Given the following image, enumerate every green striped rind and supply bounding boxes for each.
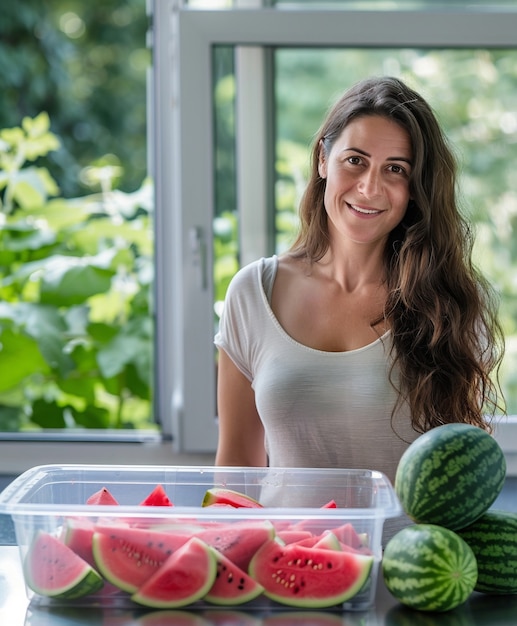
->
[457,509,517,594]
[395,424,506,531]
[24,531,103,599]
[382,524,478,612]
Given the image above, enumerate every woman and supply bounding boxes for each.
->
[214,76,505,486]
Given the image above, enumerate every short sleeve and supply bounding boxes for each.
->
[214,261,260,381]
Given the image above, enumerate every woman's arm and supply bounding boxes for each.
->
[215,348,267,467]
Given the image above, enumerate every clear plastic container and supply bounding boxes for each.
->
[0,464,401,611]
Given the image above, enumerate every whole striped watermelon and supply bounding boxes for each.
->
[382,524,478,612]
[457,509,517,594]
[395,423,506,531]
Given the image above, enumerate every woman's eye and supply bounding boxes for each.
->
[388,164,407,175]
[347,156,362,165]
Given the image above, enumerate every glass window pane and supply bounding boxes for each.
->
[0,1,155,436]
[213,46,239,311]
[213,45,517,416]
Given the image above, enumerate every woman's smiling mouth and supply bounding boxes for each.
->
[347,202,383,216]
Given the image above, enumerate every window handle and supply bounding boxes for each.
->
[188,226,208,290]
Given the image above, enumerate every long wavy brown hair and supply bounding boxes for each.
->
[289,76,505,433]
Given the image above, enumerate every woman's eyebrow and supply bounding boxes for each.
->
[342,146,413,165]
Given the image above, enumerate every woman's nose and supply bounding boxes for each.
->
[358,169,382,197]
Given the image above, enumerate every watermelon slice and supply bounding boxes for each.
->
[276,530,314,544]
[313,531,341,551]
[204,548,264,605]
[24,531,103,599]
[330,523,364,549]
[202,488,263,508]
[92,525,189,593]
[249,538,373,608]
[131,537,217,608]
[86,486,119,505]
[196,520,275,571]
[294,535,323,548]
[294,530,371,555]
[140,484,173,506]
[60,517,97,566]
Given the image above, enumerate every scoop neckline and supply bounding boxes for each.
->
[259,255,391,356]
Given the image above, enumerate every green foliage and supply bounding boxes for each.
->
[213,212,239,306]
[0,0,148,198]
[0,115,154,432]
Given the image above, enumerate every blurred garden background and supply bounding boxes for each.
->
[0,0,153,432]
[1,1,516,434]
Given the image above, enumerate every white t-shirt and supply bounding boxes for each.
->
[214,256,419,486]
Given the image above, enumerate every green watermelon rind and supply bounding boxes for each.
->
[395,423,506,531]
[313,531,341,551]
[24,531,103,599]
[382,524,478,612]
[202,487,263,508]
[248,538,374,608]
[204,547,264,606]
[26,565,103,600]
[457,509,517,594]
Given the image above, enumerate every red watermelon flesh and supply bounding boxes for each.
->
[24,531,103,599]
[294,530,372,555]
[204,548,264,605]
[140,484,173,506]
[63,519,130,560]
[338,541,372,555]
[131,537,217,608]
[249,539,373,608]
[61,517,97,566]
[331,523,364,549]
[294,535,322,548]
[92,525,189,593]
[276,530,314,544]
[86,486,119,505]
[196,520,275,571]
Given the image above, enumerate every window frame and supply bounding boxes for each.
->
[2,2,515,473]
[156,2,517,453]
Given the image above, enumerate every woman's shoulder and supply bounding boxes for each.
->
[228,255,278,293]
[219,256,278,337]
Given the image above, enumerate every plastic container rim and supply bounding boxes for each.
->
[0,463,402,519]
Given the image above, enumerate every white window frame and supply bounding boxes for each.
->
[154,2,517,458]
[1,2,516,473]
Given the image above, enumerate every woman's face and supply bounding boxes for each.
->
[318,115,412,249]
